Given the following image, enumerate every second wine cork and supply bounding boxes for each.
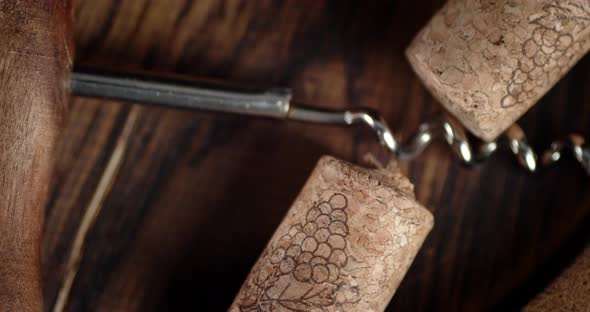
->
[229,156,433,312]
[407,1,590,141]
[524,245,590,311]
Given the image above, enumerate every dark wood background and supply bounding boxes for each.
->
[42,0,590,311]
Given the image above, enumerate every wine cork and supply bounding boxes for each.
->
[229,156,433,312]
[406,1,590,141]
[524,245,590,311]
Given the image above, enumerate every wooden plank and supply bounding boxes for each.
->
[42,1,590,311]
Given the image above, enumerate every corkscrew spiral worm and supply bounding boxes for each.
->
[333,109,589,175]
[288,106,589,175]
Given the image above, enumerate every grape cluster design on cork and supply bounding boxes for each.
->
[501,2,590,108]
[272,193,349,284]
[238,193,355,311]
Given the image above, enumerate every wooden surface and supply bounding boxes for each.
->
[0,0,72,310]
[42,1,590,311]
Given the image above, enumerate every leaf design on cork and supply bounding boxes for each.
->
[501,2,590,108]
[238,193,360,312]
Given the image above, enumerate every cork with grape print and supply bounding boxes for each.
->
[406,0,590,141]
[228,156,433,312]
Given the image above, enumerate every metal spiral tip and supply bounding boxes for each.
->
[542,134,590,175]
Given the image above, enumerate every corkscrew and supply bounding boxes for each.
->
[71,69,590,175]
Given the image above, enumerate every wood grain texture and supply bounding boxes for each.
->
[0,0,72,310]
[42,1,590,311]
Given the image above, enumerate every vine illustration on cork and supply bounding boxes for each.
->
[502,2,590,108]
[236,193,360,311]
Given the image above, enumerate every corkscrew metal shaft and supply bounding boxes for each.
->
[70,69,590,175]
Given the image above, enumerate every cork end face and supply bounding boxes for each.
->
[406,45,508,141]
[405,1,590,142]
